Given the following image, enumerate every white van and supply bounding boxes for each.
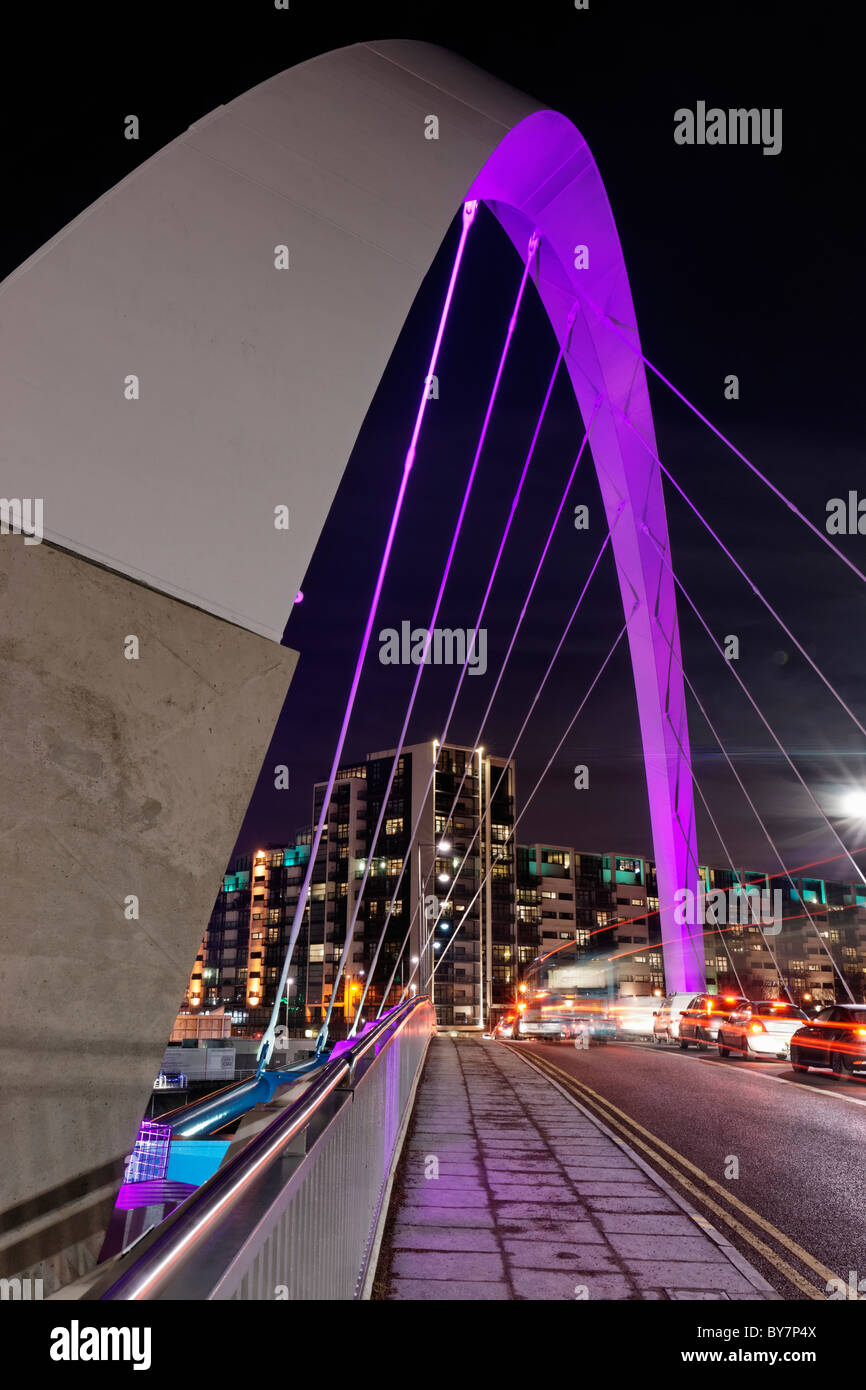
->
[652,993,696,1044]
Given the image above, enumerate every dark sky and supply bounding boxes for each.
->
[6,1,865,877]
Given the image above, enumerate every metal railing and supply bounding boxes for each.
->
[82,994,435,1300]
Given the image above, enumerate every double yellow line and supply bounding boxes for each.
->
[520,1049,853,1301]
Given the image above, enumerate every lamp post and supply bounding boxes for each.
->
[415,836,453,1003]
[282,977,295,1036]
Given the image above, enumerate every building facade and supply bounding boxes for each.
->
[177,832,312,1038]
[175,757,866,1044]
[300,741,518,1030]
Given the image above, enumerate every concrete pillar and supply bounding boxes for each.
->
[0,536,296,1291]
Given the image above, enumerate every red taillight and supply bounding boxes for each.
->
[750,1021,766,1034]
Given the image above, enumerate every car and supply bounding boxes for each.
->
[517,991,616,1044]
[716,1000,809,1060]
[615,997,659,1039]
[652,992,696,1045]
[678,993,749,1049]
[789,1004,866,1079]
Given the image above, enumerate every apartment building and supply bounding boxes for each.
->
[177,832,312,1037]
[301,741,518,1029]
[175,769,866,1046]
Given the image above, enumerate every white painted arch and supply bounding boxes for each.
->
[0,39,703,989]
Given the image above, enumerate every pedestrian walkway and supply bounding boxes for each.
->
[379,1035,777,1300]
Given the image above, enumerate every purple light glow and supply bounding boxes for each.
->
[258,206,479,1064]
[353,232,542,1028]
[464,112,704,991]
[116,1179,196,1211]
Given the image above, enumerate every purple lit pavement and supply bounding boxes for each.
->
[378,1037,777,1301]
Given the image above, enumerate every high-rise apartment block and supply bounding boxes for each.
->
[176,746,866,1037]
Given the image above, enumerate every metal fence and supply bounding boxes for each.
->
[83,995,435,1300]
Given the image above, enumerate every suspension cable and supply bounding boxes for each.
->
[348,336,569,1031]
[651,586,857,1002]
[571,290,866,589]
[356,392,603,1025]
[661,709,750,997]
[644,529,866,894]
[659,672,787,1002]
[614,412,866,743]
[317,225,542,1047]
[374,512,617,1016]
[255,201,479,1070]
[414,517,620,955]
[416,618,636,999]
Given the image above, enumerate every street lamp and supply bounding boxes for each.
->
[282,977,295,1035]
[415,839,450,1002]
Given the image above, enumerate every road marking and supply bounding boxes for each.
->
[510,1050,778,1301]
[703,1062,866,1109]
[521,1038,866,1110]
[521,1048,853,1300]
[662,1048,866,1110]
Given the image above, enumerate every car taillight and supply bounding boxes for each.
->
[750,1021,766,1033]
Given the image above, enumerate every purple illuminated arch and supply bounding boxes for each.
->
[466,112,703,991]
[0,41,705,997]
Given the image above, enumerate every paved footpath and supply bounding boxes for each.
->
[380,1035,778,1300]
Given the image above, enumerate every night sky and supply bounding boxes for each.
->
[6,2,865,877]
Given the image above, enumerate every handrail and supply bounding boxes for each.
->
[157,1051,327,1139]
[85,996,428,1300]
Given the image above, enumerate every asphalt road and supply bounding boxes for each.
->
[507,1036,866,1300]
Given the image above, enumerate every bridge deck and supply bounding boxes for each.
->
[377,1035,775,1301]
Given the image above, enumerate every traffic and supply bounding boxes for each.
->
[499,986,866,1084]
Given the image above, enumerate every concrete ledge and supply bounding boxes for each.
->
[0,536,297,1278]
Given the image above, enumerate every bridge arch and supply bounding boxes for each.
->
[464,105,703,992]
[0,37,704,1287]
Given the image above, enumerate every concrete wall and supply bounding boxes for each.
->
[0,536,296,1286]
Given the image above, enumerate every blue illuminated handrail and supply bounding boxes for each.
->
[85,996,428,1300]
[158,1050,328,1139]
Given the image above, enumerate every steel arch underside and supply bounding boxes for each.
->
[1,40,704,991]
